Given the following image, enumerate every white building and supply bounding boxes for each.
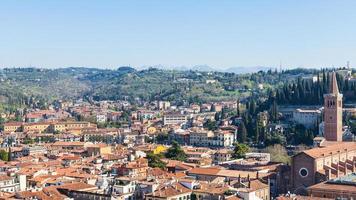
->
[163,113,188,125]
[214,149,233,163]
[215,131,235,147]
[96,114,107,123]
[158,101,171,110]
[292,109,321,128]
[189,128,235,147]
[0,175,26,193]
[112,178,137,200]
[189,129,214,147]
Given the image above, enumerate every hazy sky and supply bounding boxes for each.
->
[1,0,356,69]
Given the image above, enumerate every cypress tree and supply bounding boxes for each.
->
[238,122,247,143]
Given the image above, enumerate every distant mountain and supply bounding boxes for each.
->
[191,65,216,72]
[117,66,136,73]
[136,65,219,72]
[135,65,273,74]
[224,66,273,74]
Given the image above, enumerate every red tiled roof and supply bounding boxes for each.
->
[57,182,97,191]
[301,142,356,158]
[147,182,191,198]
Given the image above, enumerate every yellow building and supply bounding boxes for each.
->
[4,121,95,134]
[4,122,23,133]
[23,122,53,133]
[53,123,66,132]
[153,145,167,155]
[86,144,112,156]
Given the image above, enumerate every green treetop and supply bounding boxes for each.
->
[165,141,187,161]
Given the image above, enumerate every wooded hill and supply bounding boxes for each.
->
[0,67,354,112]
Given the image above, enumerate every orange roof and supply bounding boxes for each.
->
[189,167,269,179]
[147,182,191,198]
[277,195,332,200]
[4,122,23,126]
[240,179,268,192]
[308,181,356,193]
[301,142,356,158]
[188,167,220,175]
[86,143,109,148]
[24,122,54,126]
[52,141,85,146]
[57,182,97,191]
[193,182,231,195]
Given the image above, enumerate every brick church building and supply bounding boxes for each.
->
[291,72,356,195]
[323,71,343,141]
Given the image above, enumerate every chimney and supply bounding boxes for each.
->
[344,161,348,175]
[238,174,241,184]
[256,171,259,179]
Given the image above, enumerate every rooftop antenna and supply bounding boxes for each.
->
[347,61,350,69]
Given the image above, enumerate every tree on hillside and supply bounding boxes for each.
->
[293,124,315,145]
[156,133,169,144]
[350,121,356,135]
[232,143,249,159]
[203,119,218,131]
[165,141,187,161]
[0,150,9,161]
[146,152,166,169]
[270,99,278,122]
[254,120,260,144]
[7,148,11,162]
[236,99,240,117]
[237,122,247,143]
[265,144,290,164]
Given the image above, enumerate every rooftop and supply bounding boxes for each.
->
[308,173,356,193]
[300,142,356,159]
[326,172,356,186]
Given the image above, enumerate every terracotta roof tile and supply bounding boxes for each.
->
[301,142,356,158]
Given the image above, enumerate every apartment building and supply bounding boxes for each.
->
[163,113,188,125]
[190,128,235,147]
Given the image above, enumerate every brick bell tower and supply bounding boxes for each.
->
[323,72,343,141]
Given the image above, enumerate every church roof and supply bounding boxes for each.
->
[301,142,356,159]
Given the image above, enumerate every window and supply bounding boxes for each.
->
[299,168,308,177]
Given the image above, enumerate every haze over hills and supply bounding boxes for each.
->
[135,65,279,73]
[133,64,348,74]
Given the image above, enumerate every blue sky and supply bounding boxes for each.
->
[1,0,356,69]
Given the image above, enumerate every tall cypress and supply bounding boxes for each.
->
[238,122,247,143]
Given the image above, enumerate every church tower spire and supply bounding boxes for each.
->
[323,71,343,141]
[330,71,339,94]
